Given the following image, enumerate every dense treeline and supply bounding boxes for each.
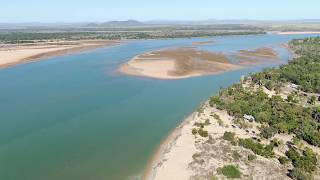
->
[0,30,264,44]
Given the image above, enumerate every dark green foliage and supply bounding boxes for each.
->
[278,156,290,164]
[288,168,313,180]
[198,128,209,137]
[213,81,320,147]
[219,165,241,178]
[238,138,274,158]
[251,37,320,94]
[286,148,317,173]
[192,128,198,135]
[247,154,256,161]
[223,131,236,143]
[260,126,278,139]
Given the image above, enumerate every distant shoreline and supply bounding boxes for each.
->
[276,31,320,35]
[0,40,122,68]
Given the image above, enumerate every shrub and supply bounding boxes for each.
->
[238,138,274,158]
[247,154,256,161]
[278,156,290,164]
[198,128,209,137]
[192,128,198,135]
[260,126,277,139]
[223,131,236,142]
[288,168,312,180]
[219,165,241,178]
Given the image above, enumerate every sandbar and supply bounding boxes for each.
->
[0,40,121,68]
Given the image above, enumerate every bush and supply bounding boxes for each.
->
[219,165,241,178]
[192,128,198,135]
[223,131,236,142]
[260,126,277,139]
[286,148,317,172]
[198,128,209,137]
[288,168,312,180]
[238,138,274,158]
[247,154,256,161]
[278,156,290,164]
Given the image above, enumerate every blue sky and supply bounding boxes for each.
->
[1,0,320,22]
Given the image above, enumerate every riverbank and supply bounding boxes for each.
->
[0,40,121,68]
[277,31,320,35]
[143,37,320,180]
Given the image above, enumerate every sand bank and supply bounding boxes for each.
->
[0,40,121,68]
[120,47,280,79]
[236,47,279,66]
[192,41,213,45]
[277,31,320,35]
[119,48,241,79]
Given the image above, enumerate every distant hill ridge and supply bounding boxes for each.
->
[86,20,145,27]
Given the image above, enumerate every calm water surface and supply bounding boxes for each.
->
[0,34,318,180]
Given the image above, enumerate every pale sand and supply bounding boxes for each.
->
[192,41,213,45]
[119,48,241,80]
[0,40,121,68]
[277,31,320,35]
[143,103,261,180]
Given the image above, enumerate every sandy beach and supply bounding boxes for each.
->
[0,40,121,68]
[277,31,320,35]
[119,48,241,79]
[143,100,291,180]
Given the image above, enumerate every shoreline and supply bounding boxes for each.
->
[143,113,197,180]
[0,40,122,68]
[276,31,320,35]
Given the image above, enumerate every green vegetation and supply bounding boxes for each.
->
[192,128,198,135]
[251,37,320,93]
[0,27,265,44]
[222,131,236,144]
[209,83,320,146]
[285,147,317,173]
[218,165,241,178]
[208,37,320,179]
[198,128,209,137]
[278,156,290,164]
[247,154,256,161]
[238,138,275,158]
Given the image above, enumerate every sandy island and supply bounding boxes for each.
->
[119,47,279,79]
[0,40,121,68]
[119,48,241,79]
[236,47,279,66]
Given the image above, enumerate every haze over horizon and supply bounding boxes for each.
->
[2,0,320,23]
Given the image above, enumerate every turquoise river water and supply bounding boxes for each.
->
[0,34,318,180]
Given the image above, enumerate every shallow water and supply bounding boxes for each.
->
[0,34,318,180]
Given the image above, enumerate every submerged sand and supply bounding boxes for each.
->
[0,40,121,68]
[119,48,241,79]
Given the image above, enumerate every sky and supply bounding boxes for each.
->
[1,0,320,23]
